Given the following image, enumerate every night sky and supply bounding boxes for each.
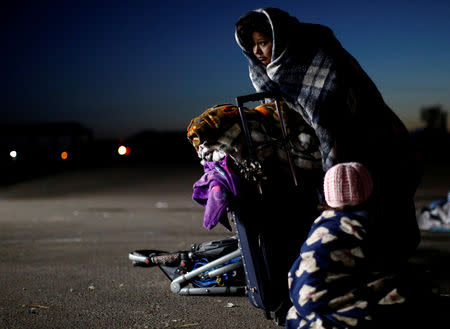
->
[2,0,450,138]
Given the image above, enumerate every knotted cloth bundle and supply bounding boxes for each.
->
[186,101,322,177]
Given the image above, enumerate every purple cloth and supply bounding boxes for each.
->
[192,156,242,231]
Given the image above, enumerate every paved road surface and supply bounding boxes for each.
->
[0,163,449,329]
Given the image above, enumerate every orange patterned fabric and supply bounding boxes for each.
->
[187,101,300,149]
[186,101,322,174]
[187,103,242,149]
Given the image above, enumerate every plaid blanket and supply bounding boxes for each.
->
[235,8,418,189]
[248,47,337,170]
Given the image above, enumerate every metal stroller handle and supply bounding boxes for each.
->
[235,91,299,190]
[128,253,149,264]
[236,91,279,106]
[177,286,246,295]
[128,251,182,266]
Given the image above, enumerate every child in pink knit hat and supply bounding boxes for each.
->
[286,162,430,329]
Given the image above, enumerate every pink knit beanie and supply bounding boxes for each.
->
[324,162,373,208]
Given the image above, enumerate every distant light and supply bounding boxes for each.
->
[61,151,68,160]
[118,146,127,155]
[118,145,131,156]
[10,150,17,159]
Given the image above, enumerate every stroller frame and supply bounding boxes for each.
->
[128,236,247,296]
[169,248,244,295]
[236,91,299,189]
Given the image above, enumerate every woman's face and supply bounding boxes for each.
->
[252,31,272,66]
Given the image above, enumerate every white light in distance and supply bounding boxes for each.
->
[118,145,127,156]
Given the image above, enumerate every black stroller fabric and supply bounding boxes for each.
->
[233,169,321,323]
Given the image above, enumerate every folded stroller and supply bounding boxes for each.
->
[129,236,246,295]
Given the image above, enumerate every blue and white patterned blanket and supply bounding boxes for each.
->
[286,210,409,328]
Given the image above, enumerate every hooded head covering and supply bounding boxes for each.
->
[235,9,338,67]
[236,9,299,63]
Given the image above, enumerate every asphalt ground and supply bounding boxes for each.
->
[0,162,449,329]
